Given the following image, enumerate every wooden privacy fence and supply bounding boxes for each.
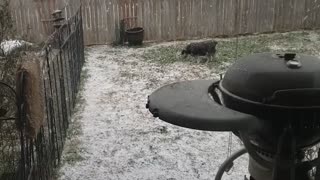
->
[10,0,320,45]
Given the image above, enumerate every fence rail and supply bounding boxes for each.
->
[10,0,320,45]
[0,6,84,180]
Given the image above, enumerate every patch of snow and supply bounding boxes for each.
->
[269,45,287,51]
[220,61,232,69]
[308,31,319,42]
[58,43,248,180]
[269,44,303,52]
[0,40,33,55]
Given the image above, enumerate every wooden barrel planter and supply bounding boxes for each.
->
[125,27,144,46]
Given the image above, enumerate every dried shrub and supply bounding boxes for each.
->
[0,0,13,56]
[16,53,45,139]
[0,0,16,87]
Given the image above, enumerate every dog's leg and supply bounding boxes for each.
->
[206,56,210,65]
[208,53,216,63]
[205,52,211,65]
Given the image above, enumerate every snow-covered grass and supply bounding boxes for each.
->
[143,30,320,72]
[57,30,320,180]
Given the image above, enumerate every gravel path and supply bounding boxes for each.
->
[57,44,248,180]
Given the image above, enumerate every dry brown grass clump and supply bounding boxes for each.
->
[16,53,45,139]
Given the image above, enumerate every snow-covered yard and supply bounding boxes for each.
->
[57,44,247,180]
[57,30,320,180]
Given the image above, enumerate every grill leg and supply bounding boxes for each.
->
[315,149,320,180]
[272,128,296,180]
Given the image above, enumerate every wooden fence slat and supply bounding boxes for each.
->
[83,1,88,44]
[181,0,186,39]
[211,0,219,37]
[317,1,320,28]
[204,0,210,38]
[217,0,224,35]
[162,0,167,40]
[171,0,177,40]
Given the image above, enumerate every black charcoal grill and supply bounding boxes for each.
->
[146,52,320,180]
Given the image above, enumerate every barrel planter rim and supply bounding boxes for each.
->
[125,27,144,34]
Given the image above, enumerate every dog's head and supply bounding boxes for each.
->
[211,40,218,47]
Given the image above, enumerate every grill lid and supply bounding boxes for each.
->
[220,52,320,107]
[146,80,261,131]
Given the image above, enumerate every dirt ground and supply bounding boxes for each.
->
[57,30,320,180]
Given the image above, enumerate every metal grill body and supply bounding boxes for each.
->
[147,52,320,180]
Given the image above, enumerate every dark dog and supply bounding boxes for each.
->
[181,40,218,57]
